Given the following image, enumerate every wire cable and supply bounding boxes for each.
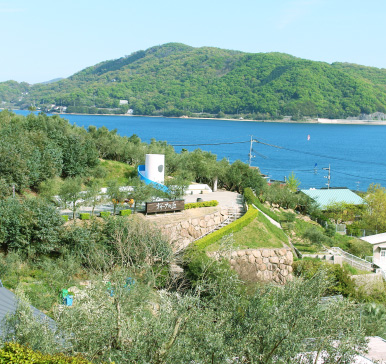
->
[170,140,250,146]
[255,139,386,167]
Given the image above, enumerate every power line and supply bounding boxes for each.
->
[170,140,250,147]
[333,170,386,183]
[254,139,386,167]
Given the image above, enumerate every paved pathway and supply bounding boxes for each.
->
[184,190,244,209]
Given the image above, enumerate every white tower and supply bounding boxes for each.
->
[145,154,165,184]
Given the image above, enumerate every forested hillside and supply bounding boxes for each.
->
[2,43,386,118]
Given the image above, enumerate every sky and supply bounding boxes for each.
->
[1,0,386,84]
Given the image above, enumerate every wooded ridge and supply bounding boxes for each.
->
[1,42,386,118]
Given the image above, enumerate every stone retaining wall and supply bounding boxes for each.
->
[161,208,229,251]
[231,248,293,284]
[210,248,293,284]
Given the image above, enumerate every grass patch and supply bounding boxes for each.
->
[342,262,371,275]
[98,159,135,186]
[292,243,320,254]
[205,212,286,252]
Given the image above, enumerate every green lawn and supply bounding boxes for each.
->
[99,159,135,186]
[205,212,287,252]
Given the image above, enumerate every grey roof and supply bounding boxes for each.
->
[300,188,365,210]
[361,233,386,245]
[0,286,57,337]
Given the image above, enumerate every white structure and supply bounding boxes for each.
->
[361,233,386,269]
[145,154,165,184]
[119,100,128,105]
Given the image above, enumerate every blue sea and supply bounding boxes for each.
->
[13,110,386,191]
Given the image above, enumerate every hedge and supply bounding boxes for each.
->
[184,200,218,209]
[62,215,69,222]
[100,211,111,218]
[243,188,281,223]
[194,205,258,251]
[119,209,132,217]
[0,342,94,364]
[79,213,90,220]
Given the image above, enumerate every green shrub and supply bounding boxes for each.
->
[195,205,258,250]
[0,342,93,363]
[293,259,357,297]
[243,188,281,222]
[100,211,111,218]
[62,215,69,222]
[243,187,255,205]
[184,200,218,209]
[79,213,90,220]
[302,226,332,247]
[119,209,132,217]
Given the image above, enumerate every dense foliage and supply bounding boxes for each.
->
[0,110,99,192]
[2,43,386,118]
[1,267,368,363]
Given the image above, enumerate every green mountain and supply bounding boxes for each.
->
[2,43,386,118]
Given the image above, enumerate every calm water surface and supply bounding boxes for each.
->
[15,111,386,190]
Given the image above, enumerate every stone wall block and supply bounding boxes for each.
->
[286,251,293,264]
[181,220,189,229]
[279,248,287,256]
[252,250,262,258]
[262,249,270,258]
[270,256,279,264]
[248,255,255,264]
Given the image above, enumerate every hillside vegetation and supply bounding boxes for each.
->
[1,43,386,118]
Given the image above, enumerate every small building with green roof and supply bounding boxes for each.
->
[300,188,365,210]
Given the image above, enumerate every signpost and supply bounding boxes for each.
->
[146,200,184,214]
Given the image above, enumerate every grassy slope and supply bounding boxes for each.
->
[205,212,287,252]
[98,159,135,186]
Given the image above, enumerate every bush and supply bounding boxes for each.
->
[301,225,333,247]
[79,213,90,220]
[0,197,63,254]
[243,188,281,222]
[194,205,258,250]
[119,209,132,217]
[62,215,69,222]
[293,258,357,297]
[0,342,93,363]
[243,187,255,205]
[100,211,111,218]
[184,200,218,209]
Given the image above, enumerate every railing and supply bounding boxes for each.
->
[331,247,373,272]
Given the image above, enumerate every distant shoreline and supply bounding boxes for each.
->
[6,109,386,125]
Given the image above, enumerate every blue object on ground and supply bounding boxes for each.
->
[64,295,73,306]
[138,165,169,193]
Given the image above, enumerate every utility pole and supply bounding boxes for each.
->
[248,135,254,166]
[323,164,331,189]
